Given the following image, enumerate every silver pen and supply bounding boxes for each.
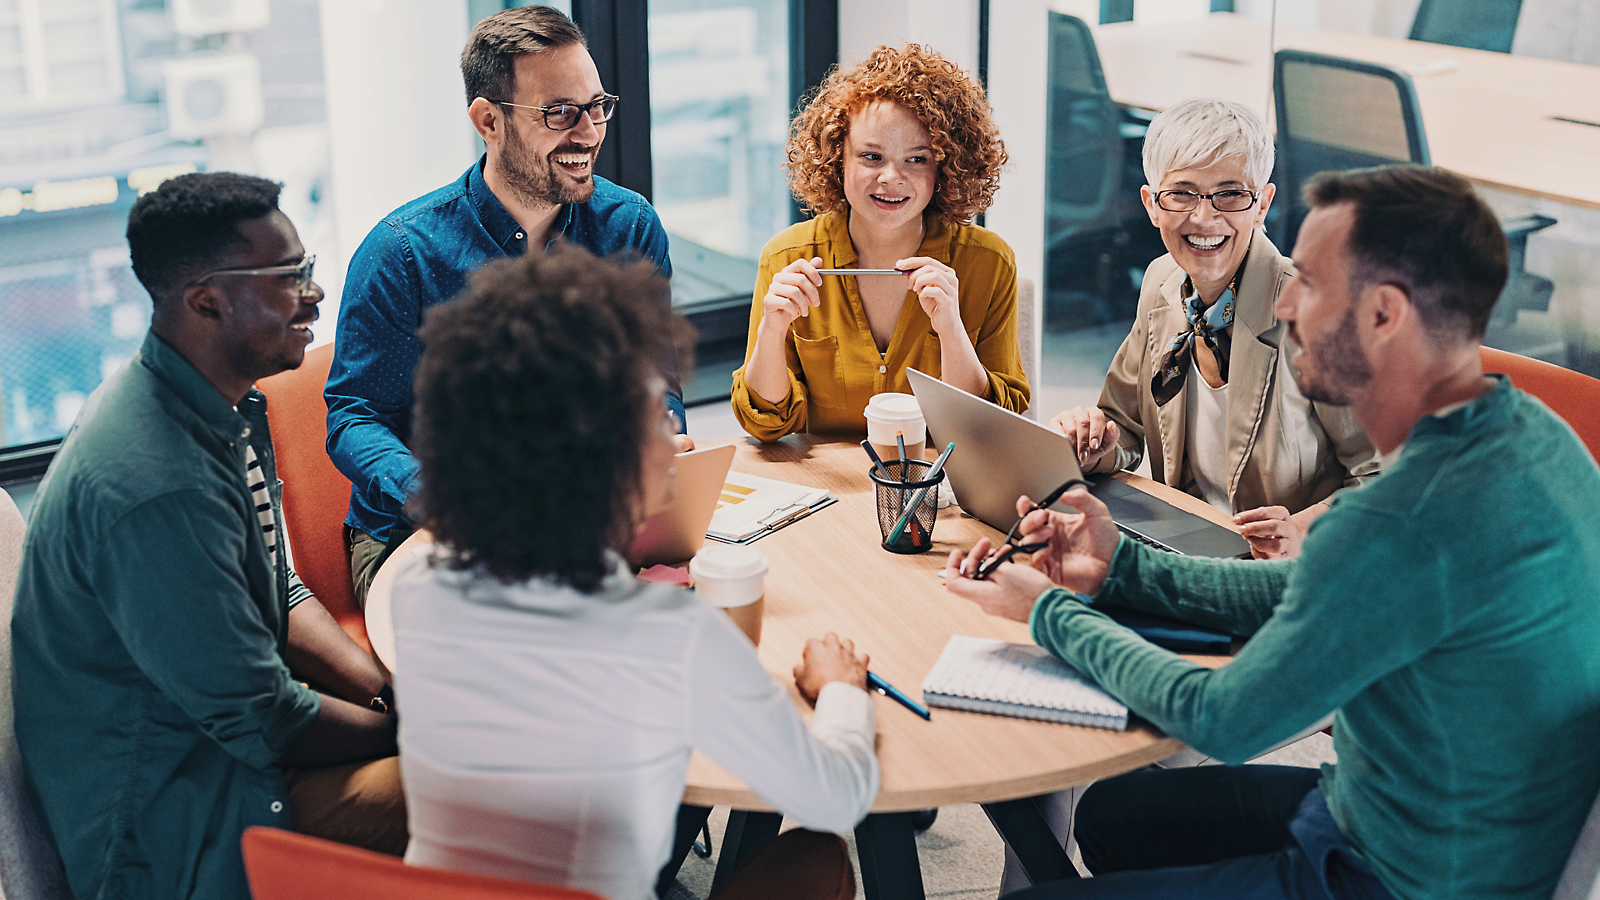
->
[814,268,911,276]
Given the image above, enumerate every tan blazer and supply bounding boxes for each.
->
[1087,230,1381,514]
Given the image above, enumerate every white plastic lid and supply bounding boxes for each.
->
[864,392,923,421]
[689,544,768,580]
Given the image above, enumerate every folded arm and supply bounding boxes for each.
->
[1031,509,1446,763]
[965,255,1030,412]
[1086,323,1151,474]
[730,256,814,441]
[286,592,390,707]
[325,227,424,527]
[689,617,878,833]
[95,492,324,769]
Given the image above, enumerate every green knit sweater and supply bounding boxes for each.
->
[1031,376,1600,900]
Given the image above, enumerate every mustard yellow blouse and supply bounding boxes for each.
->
[730,212,1029,441]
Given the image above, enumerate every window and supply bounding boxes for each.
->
[647,0,791,403]
[0,0,331,462]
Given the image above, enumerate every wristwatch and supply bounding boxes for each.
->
[368,684,395,715]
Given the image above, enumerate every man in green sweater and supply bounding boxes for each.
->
[946,164,1600,900]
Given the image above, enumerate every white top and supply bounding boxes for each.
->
[1186,356,1233,513]
[391,552,879,900]
[1184,343,1323,514]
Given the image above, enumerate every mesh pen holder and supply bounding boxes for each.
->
[868,461,945,554]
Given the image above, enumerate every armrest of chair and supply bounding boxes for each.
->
[1495,214,1559,320]
[1501,213,1558,242]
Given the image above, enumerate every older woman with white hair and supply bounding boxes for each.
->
[1050,98,1379,559]
[995,98,1383,896]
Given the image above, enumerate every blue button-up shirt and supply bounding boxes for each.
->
[326,157,679,541]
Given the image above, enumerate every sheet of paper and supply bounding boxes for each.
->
[707,471,830,542]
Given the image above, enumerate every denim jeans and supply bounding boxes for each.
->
[1005,765,1395,900]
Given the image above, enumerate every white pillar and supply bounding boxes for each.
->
[316,0,477,338]
[837,0,980,73]
[982,0,1050,315]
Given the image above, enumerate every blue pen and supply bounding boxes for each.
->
[867,671,932,720]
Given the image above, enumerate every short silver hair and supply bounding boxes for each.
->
[1142,98,1274,190]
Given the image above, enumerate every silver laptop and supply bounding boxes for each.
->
[628,444,737,567]
[905,368,1249,558]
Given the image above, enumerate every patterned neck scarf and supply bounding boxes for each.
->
[1151,272,1241,407]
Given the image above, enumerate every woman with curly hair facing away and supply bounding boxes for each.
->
[730,44,1028,441]
[390,242,879,900]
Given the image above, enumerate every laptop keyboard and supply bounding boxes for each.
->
[1116,523,1181,554]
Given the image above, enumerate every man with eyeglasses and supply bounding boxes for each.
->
[1048,98,1378,561]
[11,172,406,900]
[326,5,688,606]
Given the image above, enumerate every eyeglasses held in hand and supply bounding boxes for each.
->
[495,94,619,131]
[191,255,317,296]
[972,477,1089,581]
[1154,189,1260,213]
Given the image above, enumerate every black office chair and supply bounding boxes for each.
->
[1043,12,1155,327]
[1273,49,1555,326]
[1409,0,1525,53]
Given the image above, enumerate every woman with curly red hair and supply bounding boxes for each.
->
[730,44,1029,441]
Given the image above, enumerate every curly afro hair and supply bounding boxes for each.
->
[411,241,686,591]
[786,44,1007,225]
[125,171,281,306]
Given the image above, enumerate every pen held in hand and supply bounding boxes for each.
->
[867,671,931,720]
[815,269,911,276]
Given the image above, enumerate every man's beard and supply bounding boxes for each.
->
[501,117,597,208]
[1295,306,1373,406]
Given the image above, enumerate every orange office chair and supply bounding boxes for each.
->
[256,343,367,650]
[1480,346,1600,463]
[241,827,605,900]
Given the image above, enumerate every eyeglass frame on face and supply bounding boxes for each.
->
[190,255,317,296]
[1154,189,1261,213]
[493,93,619,131]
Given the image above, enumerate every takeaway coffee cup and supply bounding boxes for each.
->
[864,392,927,463]
[689,544,768,646]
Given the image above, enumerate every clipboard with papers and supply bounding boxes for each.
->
[705,471,836,544]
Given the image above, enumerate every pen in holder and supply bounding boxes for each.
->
[868,460,944,554]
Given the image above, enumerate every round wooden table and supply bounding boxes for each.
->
[365,435,1235,897]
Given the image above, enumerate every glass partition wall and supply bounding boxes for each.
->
[1040,0,1600,382]
[648,0,792,405]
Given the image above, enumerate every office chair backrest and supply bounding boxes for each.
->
[1045,13,1123,239]
[255,343,367,650]
[1273,49,1429,248]
[0,487,74,900]
[1479,346,1600,464]
[1409,0,1524,53]
[1017,278,1041,420]
[242,827,606,900]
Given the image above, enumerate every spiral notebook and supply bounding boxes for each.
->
[920,635,1128,731]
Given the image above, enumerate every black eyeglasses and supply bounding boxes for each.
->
[191,255,316,295]
[1155,189,1260,213]
[495,94,619,131]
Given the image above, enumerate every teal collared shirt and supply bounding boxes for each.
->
[1030,376,1600,900]
[11,331,322,900]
